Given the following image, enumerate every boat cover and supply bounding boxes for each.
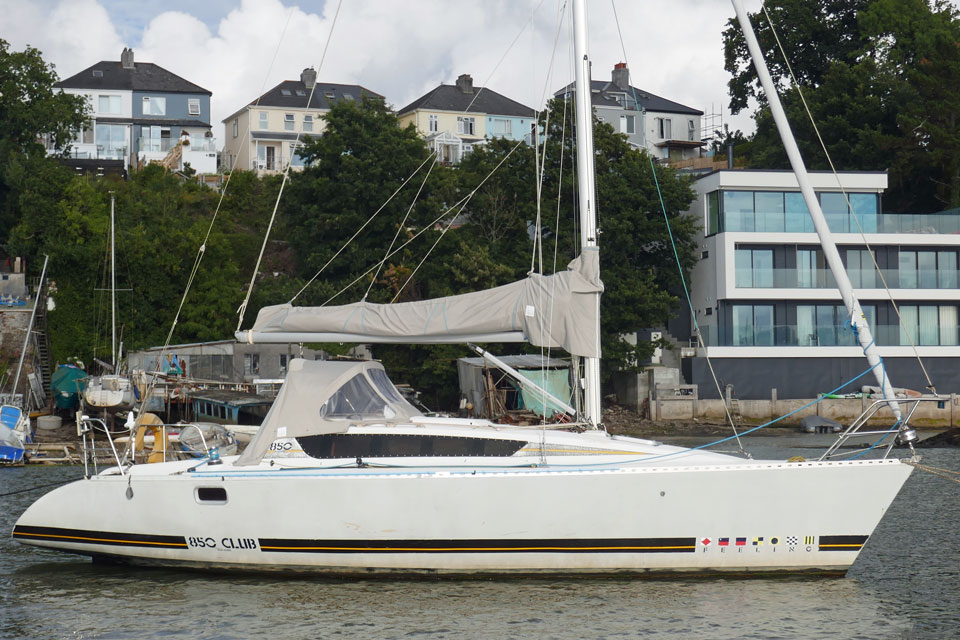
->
[237,249,602,358]
[235,358,422,466]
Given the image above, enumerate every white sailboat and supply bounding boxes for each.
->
[83,193,135,410]
[13,1,919,575]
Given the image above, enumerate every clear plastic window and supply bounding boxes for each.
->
[367,369,403,403]
[319,374,389,420]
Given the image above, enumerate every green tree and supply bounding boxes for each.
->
[0,39,87,238]
[722,0,960,212]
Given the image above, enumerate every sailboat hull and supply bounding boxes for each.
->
[13,458,912,575]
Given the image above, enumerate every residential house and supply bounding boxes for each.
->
[221,68,383,176]
[554,63,704,162]
[398,74,536,164]
[678,169,960,398]
[55,48,216,173]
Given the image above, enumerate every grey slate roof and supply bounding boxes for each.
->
[245,81,383,112]
[554,80,702,116]
[57,61,211,95]
[399,84,535,118]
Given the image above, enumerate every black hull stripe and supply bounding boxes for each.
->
[818,535,869,552]
[13,525,187,549]
[258,537,697,554]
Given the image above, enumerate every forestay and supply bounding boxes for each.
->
[237,249,603,359]
[235,358,422,466]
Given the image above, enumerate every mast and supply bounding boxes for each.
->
[572,0,602,426]
[731,0,903,423]
[110,191,117,368]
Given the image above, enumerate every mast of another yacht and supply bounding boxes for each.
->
[731,0,903,424]
[110,191,117,368]
[572,0,602,426]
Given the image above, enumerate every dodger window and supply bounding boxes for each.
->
[320,374,391,420]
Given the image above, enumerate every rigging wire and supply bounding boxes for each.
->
[760,3,938,395]
[238,0,344,327]
[610,0,745,452]
[365,154,439,300]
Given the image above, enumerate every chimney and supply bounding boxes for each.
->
[612,62,629,90]
[121,48,135,70]
[301,67,317,90]
[455,74,474,94]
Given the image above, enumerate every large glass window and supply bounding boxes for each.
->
[732,304,774,346]
[735,248,773,287]
[784,193,814,232]
[820,193,849,233]
[723,191,754,232]
[755,192,785,232]
[849,193,878,233]
[95,124,127,158]
[707,191,720,235]
[846,249,876,288]
[797,248,830,288]
[457,116,476,135]
[900,305,958,346]
[797,304,876,346]
[900,250,957,289]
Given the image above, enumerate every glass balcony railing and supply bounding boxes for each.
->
[734,267,960,289]
[722,212,960,235]
[696,323,919,347]
[138,138,217,153]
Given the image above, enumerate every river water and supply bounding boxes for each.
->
[1,438,957,640]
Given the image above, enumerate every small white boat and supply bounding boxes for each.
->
[83,374,135,409]
[0,405,28,464]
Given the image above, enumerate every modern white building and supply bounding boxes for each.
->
[679,169,960,398]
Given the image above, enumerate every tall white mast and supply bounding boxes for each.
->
[572,0,602,425]
[731,0,903,422]
[110,191,117,368]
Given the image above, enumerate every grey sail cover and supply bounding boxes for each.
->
[238,248,602,358]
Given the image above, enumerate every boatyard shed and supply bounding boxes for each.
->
[457,355,572,419]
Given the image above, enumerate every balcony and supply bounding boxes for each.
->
[722,211,960,235]
[696,323,952,347]
[735,267,960,289]
[138,138,217,153]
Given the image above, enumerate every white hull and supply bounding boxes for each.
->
[13,451,912,575]
[83,375,134,409]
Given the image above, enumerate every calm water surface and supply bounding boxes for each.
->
[1,438,957,640]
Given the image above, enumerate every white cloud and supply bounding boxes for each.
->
[6,0,956,145]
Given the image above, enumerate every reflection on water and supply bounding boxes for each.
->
[1,441,957,639]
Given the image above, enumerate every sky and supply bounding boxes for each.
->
[3,0,956,148]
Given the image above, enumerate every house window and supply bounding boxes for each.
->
[98,95,121,114]
[142,96,166,116]
[846,249,877,288]
[284,113,295,131]
[688,119,696,141]
[731,304,774,346]
[303,115,313,132]
[232,119,238,138]
[734,248,774,288]
[457,116,476,136]
[797,248,830,288]
[259,111,268,130]
[798,304,876,346]
[188,99,201,116]
[619,115,635,135]
[900,305,958,346]
[491,118,512,136]
[899,250,958,289]
[657,117,672,139]
[244,353,260,376]
[94,124,127,158]
[428,114,438,133]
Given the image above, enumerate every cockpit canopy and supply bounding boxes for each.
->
[235,358,421,465]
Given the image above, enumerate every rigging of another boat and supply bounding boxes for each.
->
[12,0,922,575]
